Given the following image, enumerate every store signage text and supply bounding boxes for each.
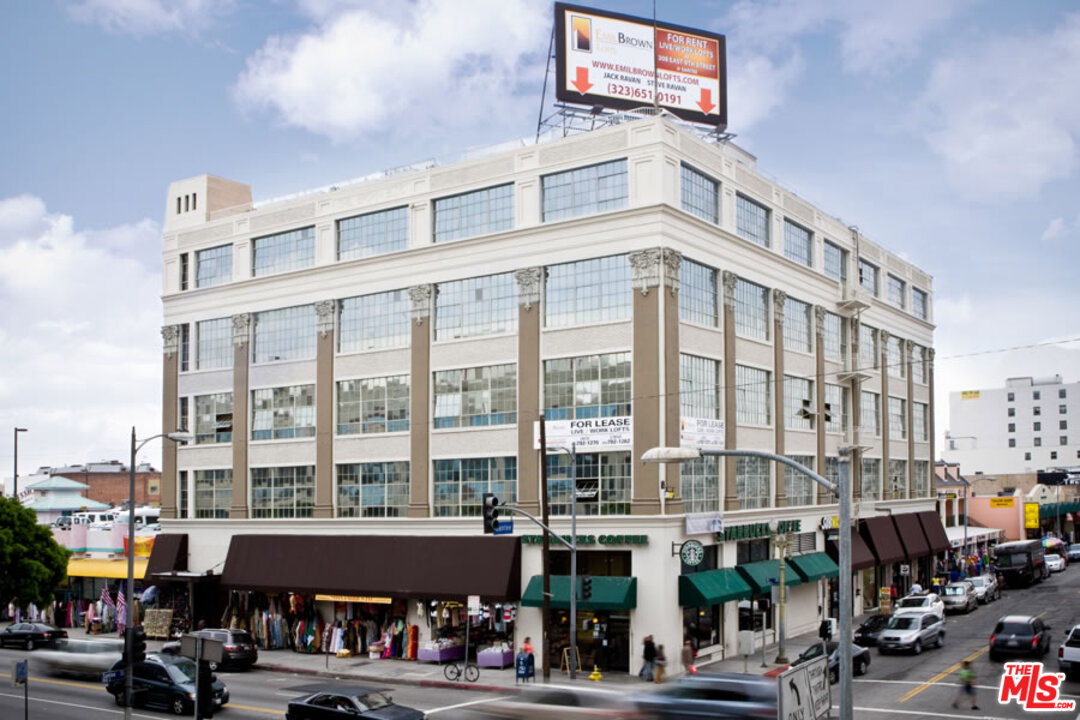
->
[533,417,633,449]
[520,533,648,546]
[990,498,1016,508]
[717,520,801,542]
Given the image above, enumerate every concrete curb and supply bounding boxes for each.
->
[256,662,521,694]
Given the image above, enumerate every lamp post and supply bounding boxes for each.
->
[643,446,855,720]
[547,443,580,680]
[13,427,27,498]
[124,428,191,719]
[769,519,791,664]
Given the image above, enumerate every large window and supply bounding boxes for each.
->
[338,207,408,260]
[544,353,631,420]
[784,220,812,267]
[858,259,879,295]
[887,275,906,309]
[913,460,930,498]
[681,456,720,513]
[886,335,905,378]
[888,396,907,439]
[180,324,190,372]
[912,288,928,320]
[680,354,721,419]
[337,375,409,434]
[195,244,232,288]
[194,393,233,444]
[433,457,517,517]
[679,258,718,327]
[680,164,718,223]
[859,324,878,370]
[178,471,188,518]
[784,376,813,430]
[433,184,514,243]
[542,159,628,222]
[336,461,409,517]
[910,343,927,384]
[251,466,315,518]
[545,255,631,328]
[783,296,811,352]
[252,226,315,277]
[252,305,316,364]
[823,240,847,282]
[434,364,517,428]
[735,365,771,426]
[736,193,769,247]
[861,457,880,500]
[888,459,908,499]
[545,451,631,516]
[860,391,880,436]
[339,290,410,353]
[196,318,233,370]
[251,385,315,440]
[825,384,847,433]
[736,456,770,509]
[435,273,517,340]
[822,311,845,361]
[785,455,815,507]
[734,278,769,340]
[913,402,929,442]
[194,469,232,518]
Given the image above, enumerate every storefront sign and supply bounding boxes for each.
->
[879,587,893,615]
[315,594,392,604]
[961,390,980,400]
[533,417,632,449]
[990,497,1016,508]
[717,519,801,542]
[468,595,481,614]
[685,511,723,535]
[520,533,648,546]
[820,516,839,530]
[1025,503,1040,529]
[679,417,725,450]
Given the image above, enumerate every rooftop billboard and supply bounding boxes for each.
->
[554,2,727,128]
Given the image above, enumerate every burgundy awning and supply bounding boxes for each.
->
[860,516,905,566]
[145,534,188,577]
[893,513,931,558]
[916,511,951,554]
[825,526,877,571]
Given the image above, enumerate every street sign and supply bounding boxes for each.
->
[468,595,481,614]
[493,518,514,535]
[180,634,224,663]
[779,656,830,720]
[12,660,27,686]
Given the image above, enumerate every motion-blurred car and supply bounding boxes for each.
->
[161,628,258,670]
[894,593,945,617]
[878,613,945,654]
[1067,544,1080,562]
[792,641,871,683]
[438,685,639,720]
[967,574,1000,603]
[632,672,778,719]
[990,615,1052,661]
[941,582,978,614]
[285,685,424,720]
[34,637,123,678]
[1046,554,1066,573]
[105,653,228,714]
[853,615,890,647]
[0,623,67,650]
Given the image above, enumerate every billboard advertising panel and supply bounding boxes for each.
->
[554,2,727,128]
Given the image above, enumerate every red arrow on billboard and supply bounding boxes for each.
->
[572,67,593,94]
[697,88,715,114]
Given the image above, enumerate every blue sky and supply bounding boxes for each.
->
[2,0,1079,475]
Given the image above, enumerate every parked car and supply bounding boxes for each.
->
[439,685,639,720]
[894,593,945,617]
[105,653,228,714]
[286,685,424,720]
[941,581,978,614]
[0,623,67,650]
[1058,624,1080,678]
[878,612,945,654]
[34,637,123,678]
[967,574,1000,603]
[161,628,258,670]
[990,615,1052,661]
[854,614,891,647]
[1046,554,1066,573]
[792,641,871,683]
[632,673,778,720]
[1067,544,1080,562]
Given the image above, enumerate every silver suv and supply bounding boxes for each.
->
[878,612,945,655]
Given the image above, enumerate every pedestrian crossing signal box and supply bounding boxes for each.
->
[180,635,225,664]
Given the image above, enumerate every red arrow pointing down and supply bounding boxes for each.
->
[572,66,593,94]
[697,88,715,114]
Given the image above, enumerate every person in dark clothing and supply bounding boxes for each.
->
[640,635,657,681]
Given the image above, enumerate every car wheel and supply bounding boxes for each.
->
[855,658,866,676]
[912,640,922,655]
[990,651,1001,662]
[830,667,839,684]
[25,639,34,651]
[936,633,945,649]
[171,696,187,715]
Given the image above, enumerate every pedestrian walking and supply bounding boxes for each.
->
[521,636,533,655]
[654,644,667,684]
[952,660,979,710]
[639,635,656,681]
[681,639,697,675]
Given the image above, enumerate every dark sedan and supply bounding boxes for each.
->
[854,615,890,647]
[0,623,68,650]
[286,686,425,720]
[792,641,871,683]
[632,673,777,719]
[990,615,1052,661]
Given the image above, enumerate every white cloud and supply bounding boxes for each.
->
[233,0,550,142]
[68,0,234,36]
[920,14,1080,201]
[0,196,164,472]
[1041,217,1067,243]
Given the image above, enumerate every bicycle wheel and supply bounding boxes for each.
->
[443,663,461,681]
[464,663,480,683]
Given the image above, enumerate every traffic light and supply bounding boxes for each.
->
[819,619,833,641]
[129,626,147,664]
[581,575,593,601]
[482,493,500,534]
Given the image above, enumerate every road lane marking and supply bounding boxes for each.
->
[227,701,285,714]
[835,705,1012,718]
[898,646,988,703]
[0,672,108,692]
[0,690,156,717]
[427,695,513,714]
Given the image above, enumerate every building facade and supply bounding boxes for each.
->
[158,116,938,669]
[945,375,1080,474]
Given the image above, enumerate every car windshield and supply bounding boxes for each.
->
[165,659,198,684]
[969,577,986,587]
[887,616,917,630]
[355,692,392,710]
[898,598,927,607]
[1071,544,1080,552]
[944,586,965,595]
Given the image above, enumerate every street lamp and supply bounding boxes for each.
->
[123,427,191,719]
[642,445,855,720]
[13,427,27,498]
[769,519,791,664]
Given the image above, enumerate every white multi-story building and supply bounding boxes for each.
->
[945,375,1080,474]
[156,115,940,671]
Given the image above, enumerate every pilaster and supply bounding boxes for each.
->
[314,300,336,518]
[408,285,433,517]
[515,268,542,514]
[722,271,739,511]
[231,313,251,519]
[630,249,662,515]
[161,325,180,519]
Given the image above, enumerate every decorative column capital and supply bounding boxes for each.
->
[232,313,251,347]
[161,325,180,357]
[661,248,682,296]
[772,289,787,325]
[814,305,827,334]
[315,300,336,338]
[409,284,433,325]
[514,267,542,311]
[722,271,738,309]
[629,248,662,296]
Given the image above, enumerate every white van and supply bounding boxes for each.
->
[71,511,118,527]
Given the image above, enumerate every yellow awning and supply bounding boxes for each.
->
[67,558,148,580]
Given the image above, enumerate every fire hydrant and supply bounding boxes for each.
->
[589,664,603,682]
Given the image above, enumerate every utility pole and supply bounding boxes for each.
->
[539,413,551,682]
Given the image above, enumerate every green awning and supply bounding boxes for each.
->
[735,559,803,594]
[679,569,753,607]
[520,575,637,611]
[787,552,839,582]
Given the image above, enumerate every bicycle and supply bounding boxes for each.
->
[443,661,480,682]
